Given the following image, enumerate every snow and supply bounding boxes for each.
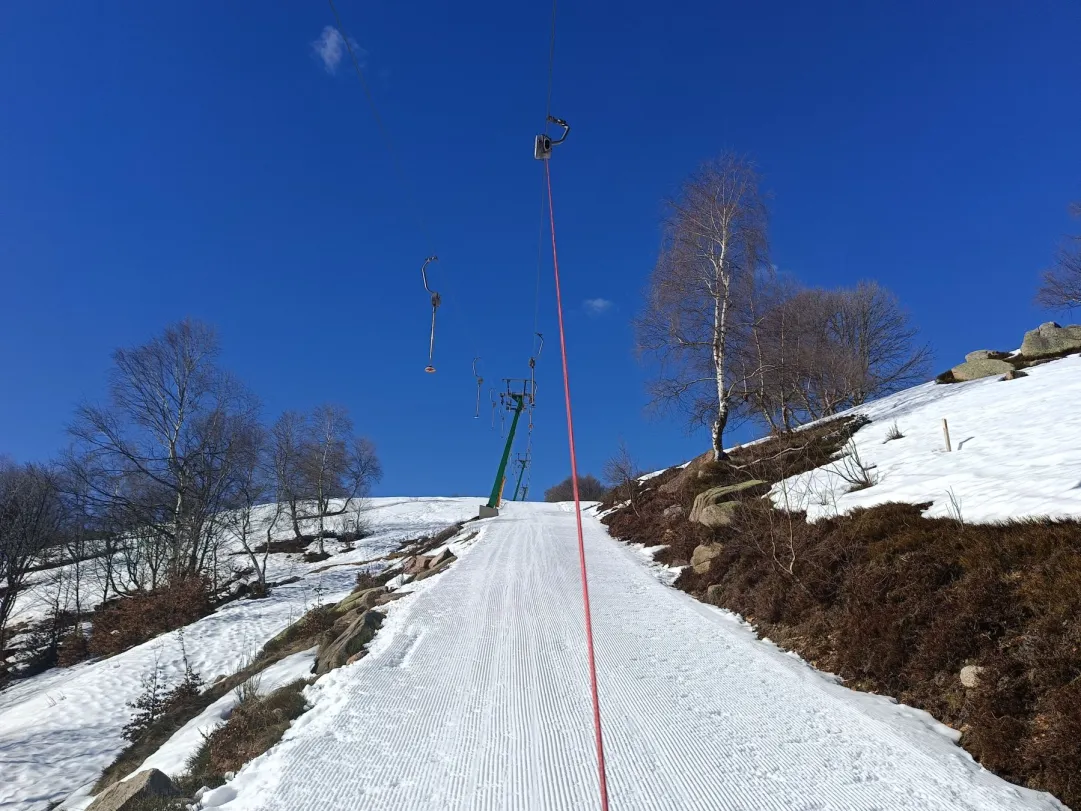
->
[0,497,480,811]
[770,355,1081,523]
[202,502,1062,811]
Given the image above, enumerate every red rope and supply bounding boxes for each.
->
[544,159,612,811]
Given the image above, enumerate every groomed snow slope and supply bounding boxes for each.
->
[771,354,1081,522]
[0,497,482,811]
[204,502,1062,811]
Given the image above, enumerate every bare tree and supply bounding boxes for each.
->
[636,154,769,459]
[68,319,260,585]
[269,411,307,541]
[0,461,64,658]
[270,406,382,553]
[1036,202,1081,311]
[735,280,930,428]
[221,424,276,596]
[603,440,642,515]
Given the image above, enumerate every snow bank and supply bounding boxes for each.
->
[771,355,1081,523]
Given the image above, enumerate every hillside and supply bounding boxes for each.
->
[604,351,1081,808]
[2,358,1080,811]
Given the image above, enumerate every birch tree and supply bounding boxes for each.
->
[68,319,259,583]
[636,154,768,459]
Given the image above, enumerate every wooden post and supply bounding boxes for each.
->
[942,418,952,453]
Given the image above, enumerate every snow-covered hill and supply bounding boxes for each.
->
[0,498,482,811]
[770,354,1081,522]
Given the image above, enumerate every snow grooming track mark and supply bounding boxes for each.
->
[205,503,1063,811]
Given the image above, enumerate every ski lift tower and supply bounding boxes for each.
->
[479,378,536,518]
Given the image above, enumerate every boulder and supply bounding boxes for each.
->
[697,502,738,528]
[960,664,984,689]
[87,769,177,811]
[430,548,455,568]
[1002,369,1028,381]
[1020,321,1081,359]
[414,550,457,581]
[403,555,428,575]
[705,584,725,605]
[662,504,684,520]
[691,543,724,575]
[659,450,714,495]
[949,358,1014,382]
[688,480,766,525]
[965,350,994,362]
[333,587,384,615]
[316,610,384,674]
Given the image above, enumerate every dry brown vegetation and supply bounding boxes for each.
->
[88,578,212,658]
[184,679,309,790]
[603,419,1081,808]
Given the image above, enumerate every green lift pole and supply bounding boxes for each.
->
[482,394,525,516]
[512,457,528,501]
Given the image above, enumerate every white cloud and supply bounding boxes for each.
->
[312,26,364,74]
[583,298,614,316]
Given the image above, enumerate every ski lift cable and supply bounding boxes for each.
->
[327,0,434,252]
[534,0,610,802]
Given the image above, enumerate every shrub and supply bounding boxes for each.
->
[89,578,212,658]
[544,475,606,502]
[182,680,309,790]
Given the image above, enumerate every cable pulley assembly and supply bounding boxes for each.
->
[420,256,441,373]
[473,358,484,419]
[534,116,570,160]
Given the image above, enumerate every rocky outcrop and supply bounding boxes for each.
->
[662,504,684,521]
[688,480,766,527]
[402,548,457,581]
[333,587,384,615]
[950,357,1014,382]
[1020,321,1081,359]
[316,609,384,674]
[413,548,457,582]
[691,543,724,574]
[87,769,178,811]
[659,450,714,495]
[965,350,994,361]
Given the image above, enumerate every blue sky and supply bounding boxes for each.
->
[2,1,1080,496]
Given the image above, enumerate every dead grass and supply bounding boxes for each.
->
[179,679,309,792]
[94,604,332,794]
[603,420,1081,808]
[89,578,212,658]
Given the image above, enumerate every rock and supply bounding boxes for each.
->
[414,550,457,581]
[1020,321,1081,359]
[403,555,428,575]
[662,504,684,520]
[960,665,984,689]
[1002,369,1028,381]
[316,610,384,674]
[698,502,738,528]
[659,450,714,495]
[688,480,766,525]
[87,769,177,811]
[430,548,455,568]
[333,587,384,614]
[705,584,725,604]
[965,350,994,361]
[949,358,1014,382]
[691,543,724,574]
[375,591,406,606]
